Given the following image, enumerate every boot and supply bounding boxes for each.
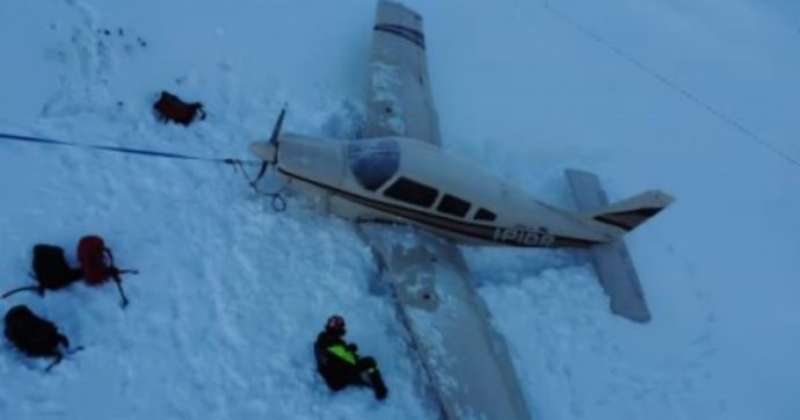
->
[368,368,387,400]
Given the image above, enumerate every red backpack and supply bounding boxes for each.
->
[77,235,137,307]
[78,236,114,285]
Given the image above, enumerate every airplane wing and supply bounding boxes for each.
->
[363,0,441,147]
[357,3,531,419]
[359,226,532,420]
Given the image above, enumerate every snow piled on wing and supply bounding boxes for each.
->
[369,62,406,135]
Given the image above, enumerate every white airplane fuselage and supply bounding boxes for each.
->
[264,134,621,248]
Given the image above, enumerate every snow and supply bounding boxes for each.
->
[370,62,407,134]
[1,0,798,419]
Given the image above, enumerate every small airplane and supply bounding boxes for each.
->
[251,1,673,419]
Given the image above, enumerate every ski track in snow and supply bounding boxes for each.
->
[1,0,799,419]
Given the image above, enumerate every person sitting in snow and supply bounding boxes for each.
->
[314,315,388,400]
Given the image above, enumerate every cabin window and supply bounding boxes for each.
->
[347,139,400,191]
[474,208,496,222]
[437,194,470,218]
[384,177,438,207]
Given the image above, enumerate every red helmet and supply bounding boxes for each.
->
[325,315,346,335]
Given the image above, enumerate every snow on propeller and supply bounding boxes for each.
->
[248,2,673,419]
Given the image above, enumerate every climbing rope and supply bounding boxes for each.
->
[0,131,288,212]
[228,159,288,212]
[0,131,257,164]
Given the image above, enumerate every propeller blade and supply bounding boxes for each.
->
[254,161,269,183]
[249,107,287,188]
[269,107,286,145]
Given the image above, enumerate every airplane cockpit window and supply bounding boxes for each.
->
[384,177,438,207]
[475,208,497,222]
[347,139,400,191]
[437,194,470,217]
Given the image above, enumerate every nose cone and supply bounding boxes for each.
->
[277,134,346,187]
[250,142,276,163]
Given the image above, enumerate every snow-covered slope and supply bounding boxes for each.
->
[1,1,798,419]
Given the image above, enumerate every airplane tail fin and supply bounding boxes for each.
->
[565,169,674,323]
[588,190,674,236]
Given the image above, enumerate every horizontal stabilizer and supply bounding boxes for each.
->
[565,169,653,322]
[588,240,651,322]
[589,190,673,233]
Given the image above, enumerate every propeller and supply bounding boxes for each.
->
[251,106,287,182]
[268,107,286,148]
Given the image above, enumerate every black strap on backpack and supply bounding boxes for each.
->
[44,353,63,372]
[44,346,85,372]
[1,285,41,299]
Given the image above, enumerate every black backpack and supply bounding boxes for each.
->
[33,245,83,290]
[4,305,71,371]
[2,245,82,299]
